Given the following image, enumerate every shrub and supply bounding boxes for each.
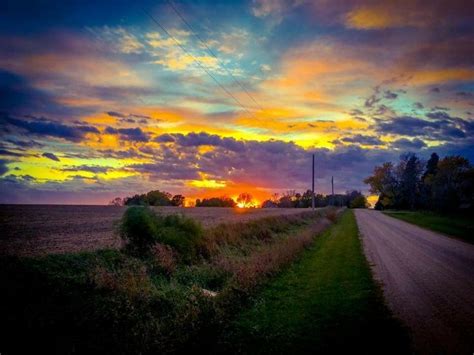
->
[120,206,203,261]
[151,243,177,275]
[350,195,369,209]
[158,214,203,261]
[120,206,159,256]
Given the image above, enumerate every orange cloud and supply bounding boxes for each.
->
[345,5,424,29]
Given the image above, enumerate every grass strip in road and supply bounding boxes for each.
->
[384,210,474,244]
[224,210,410,354]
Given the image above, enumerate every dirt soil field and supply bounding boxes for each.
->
[0,205,312,256]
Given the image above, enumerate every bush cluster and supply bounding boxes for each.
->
[120,206,203,261]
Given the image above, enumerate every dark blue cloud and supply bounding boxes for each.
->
[431,106,449,111]
[155,133,176,143]
[0,149,24,157]
[384,90,398,99]
[0,159,9,176]
[364,94,381,108]
[0,70,52,113]
[5,139,43,148]
[105,126,149,142]
[456,91,473,98]
[390,138,427,150]
[375,116,439,136]
[0,69,94,118]
[61,165,110,174]
[106,111,152,122]
[374,114,472,141]
[106,111,127,118]
[176,132,223,147]
[1,114,100,141]
[156,132,245,152]
[426,111,451,120]
[42,152,60,161]
[339,134,383,146]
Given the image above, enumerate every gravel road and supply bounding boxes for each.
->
[355,209,474,354]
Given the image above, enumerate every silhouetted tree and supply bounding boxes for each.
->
[398,153,423,210]
[124,194,147,206]
[237,193,253,207]
[146,190,172,206]
[261,199,278,208]
[171,194,185,207]
[278,195,293,208]
[431,156,471,211]
[420,153,439,208]
[345,190,367,208]
[196,196,236,207]
[350,195,369,208]
[423,153,439,179]
[301,190,314,208]
[364,162,398,209]
[123,190,177,206]
[262,189,368,209]
[109,197,123,206]
[365,152,473,211]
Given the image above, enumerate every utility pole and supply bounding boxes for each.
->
[312,154,315,210]
[331,176,334,206]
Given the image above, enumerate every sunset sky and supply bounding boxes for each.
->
[1,0,473,204]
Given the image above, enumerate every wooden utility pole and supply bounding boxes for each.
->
[312,154,315,210]
[331,176,334,206]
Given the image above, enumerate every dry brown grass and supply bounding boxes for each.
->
[325,207,340,223]
[151,243,177,275]
[199,211,321,257]
[213,218,331,291]
[89,261,154,299]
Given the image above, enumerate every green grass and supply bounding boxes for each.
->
[223,210,410,354]
[1,209,409,353]
[384,210,474,244]
[0,211,327,354]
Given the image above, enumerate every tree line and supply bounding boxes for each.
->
[364,153,474,211]
[109,190,185,207]
[260,190,368,209]
[110,189,369,209]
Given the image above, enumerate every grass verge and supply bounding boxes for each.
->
[384,210,474,244]
[223,210,410,354]
[0,209,335,354]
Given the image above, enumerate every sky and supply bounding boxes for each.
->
[0,0,473,205]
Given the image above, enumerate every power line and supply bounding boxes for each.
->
[143,8,256,119]
[165,0,264,112]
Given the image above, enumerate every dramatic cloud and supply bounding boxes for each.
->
[104,127,149,142]
[60,165,111,174]
[1,114,100,142]
[0,0,473,203]
[374,114,472,141]
[390,138,427,150]
[338,135,383,146]
[42,152,60,162]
